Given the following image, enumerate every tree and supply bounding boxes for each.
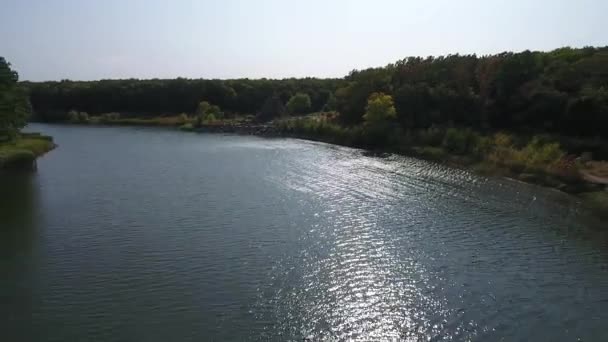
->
[0,57,30,140]
[256,95,286,122]
[322,93,337,111]
[363,92,396,124]
[286,93,312,115]
[195,101,223,126]
[361,93,397,147]
[196,101,212,116]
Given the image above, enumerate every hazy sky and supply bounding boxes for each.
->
[2,0,607,81]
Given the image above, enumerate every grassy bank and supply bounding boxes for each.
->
[0,133,55,170]
[66,112,256,129]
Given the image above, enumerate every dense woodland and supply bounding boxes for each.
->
[24,46,608,138]
[26,78,342,121]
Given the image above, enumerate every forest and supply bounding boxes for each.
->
[25,46,608,138]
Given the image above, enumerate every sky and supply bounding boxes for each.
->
[1,0,607,81]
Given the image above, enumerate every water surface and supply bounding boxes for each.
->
[1,124,607,341]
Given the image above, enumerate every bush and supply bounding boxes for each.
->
[78,112,89,123]
[519,137,564,167]
[67,110,79,123]
[178,113,189,124]
[196,101,223,125]
[100,112,120,122]
[442,128,480,155]
[68,110,89,123]
[485,133,566,174]
[205,113,217,123]
[417,126,444,146]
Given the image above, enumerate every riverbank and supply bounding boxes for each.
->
[0,133,56,171]
[273,116,608,217]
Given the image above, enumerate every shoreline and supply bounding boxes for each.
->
[182,122,608,218]
[40,120,608,218]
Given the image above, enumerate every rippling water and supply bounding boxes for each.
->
[1,124,607,341]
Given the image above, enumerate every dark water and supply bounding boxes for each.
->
[1,124,607,341]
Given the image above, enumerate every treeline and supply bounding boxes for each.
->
[335,46,608,137]
[25,78,342,122]
[26,46,608,137]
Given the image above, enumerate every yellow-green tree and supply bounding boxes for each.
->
[361,92,397,146]
[363,92,396,124]
[196,101,223,126]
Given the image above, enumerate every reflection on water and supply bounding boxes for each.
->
[1,124,607,341]
[0,173,39,340]
[0,173,39,257]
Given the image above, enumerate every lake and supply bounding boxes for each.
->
[1,124,607,341]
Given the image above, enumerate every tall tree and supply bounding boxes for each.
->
[286,93,312,115]
[0,57,30,140]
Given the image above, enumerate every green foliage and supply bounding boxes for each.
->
[196,101,212,116]
[286,93,312,115]
[195,101,223,126]
[275,116,363,146]
[256,95,286,122]
[22,46,608,138]
[68,110,89,123]
[322,94,337,111]
[442,128,480,155]
[0,57,30,140]
[205,113,217,122]
[485,133,566,174]
[519,137,564,169]
[178,113,189,124]
[416,126,444,147]
[0,135,54,169]
[363,92,397,124]
[99,112,120,122]
[27,77,343,123]
[336,68,393,124]
[79,111,89,123]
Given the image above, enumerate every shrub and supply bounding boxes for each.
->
[101,112,120,122]
[442,128,474,154]
[417,126,444,146]
[78,112,89,123]
[67,110,79,123]
[519,137,564,167]
[67,110,89,123]
[256,95,286,122]
[196,101,223,125]
[205,113,217,123]
[178,113,189,124]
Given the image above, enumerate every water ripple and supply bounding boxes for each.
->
[1,125,606,341]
